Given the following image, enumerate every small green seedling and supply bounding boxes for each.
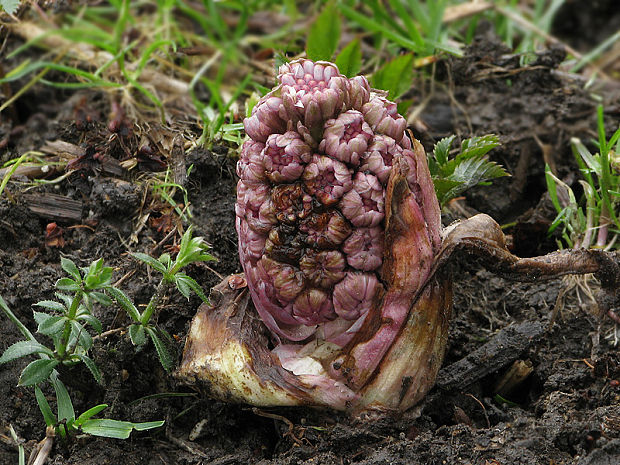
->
[35,379,163,440]
[0,257,113,386]
[427,134,509,208]
[109,226,215,371]
[546,105,620,250]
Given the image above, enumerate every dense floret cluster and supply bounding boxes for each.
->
[236,59,441,347]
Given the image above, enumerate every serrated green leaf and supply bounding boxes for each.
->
[176,274,209,303]
[1,0,21,16]
[56,277,80,292]
[458,134,501,161]
[175,275,191,300]
[89,291,113,306]
[19,359,58,386]
[60,257,81,281]
[78,354,101,384]
[306,2,341,61]
[146,327,175,372]
[433,135,456,167]
[370,54,414,100]
[35,300,67,313]
[0,340,53,364]
[55,293,73,308]
[76,313,102,334]
[35,386,57,427]
[131,252,167,274]
[129,324,147,346]
[70,321,93,351]
[335,39,361,77]
[107,287,141,322]
[37,315,67,337]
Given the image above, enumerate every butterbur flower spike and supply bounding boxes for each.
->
[178,59,620,414]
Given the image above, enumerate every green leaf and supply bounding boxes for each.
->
[76,313,103,334]
[75,404,108,424]
[432,136,456,167]
[35,386,57,427]
[78,354,102,384]
[335,39,361,77]
[370,54,414,100]
[545,164,562,214]
[128,324,147,346]
[1,0,20,15]
[89,291,113,306]
[458,134,501,161]
[0,294,36,342]
[80,418,164,439]
[19,359,59,386]
[338,4,422,52]
[107,287,141,322]
[37,315,67,337]
[34,300,67,313]
[70,321,93,351]
[146,327,175,372]
[55,293,74,308]
[131,252,167,274]
[175,274,209,303]
[175,275,191,300]
[0,340,53,364]
[52,377,75,423]
[60,257,81,281]
[56,277,80,292]
[306,2,341,61]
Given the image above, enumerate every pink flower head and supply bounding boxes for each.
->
[339,172,385,227]
[362,97,407,143]
[320,110,373,166]
[302,155,353,206]
[244,96,287,143]
[279,59,349,135]
[263,131,311,183]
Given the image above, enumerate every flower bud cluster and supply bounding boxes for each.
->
[237,59,440,345]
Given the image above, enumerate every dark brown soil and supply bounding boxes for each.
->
[1,27,620,465]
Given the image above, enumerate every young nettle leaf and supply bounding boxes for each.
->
[146,327,175,372]
[36,314,67,337]
[129,323,147,346]
[35,300,67,313]
[76,313,103,334]
[89,291,113,306]
[131,252,167,274]
[70,320,93,351]
[60,257,81,281]
[77,354,102,384]
[107,287,141,322]
[175,274,209,303]
[306,1,341,61]
[1,0,21,16]
[56,277,80,292]
[0,340,53,364]
[335,39,362,78]
[428,134,508,207]
[19,359,59,386]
